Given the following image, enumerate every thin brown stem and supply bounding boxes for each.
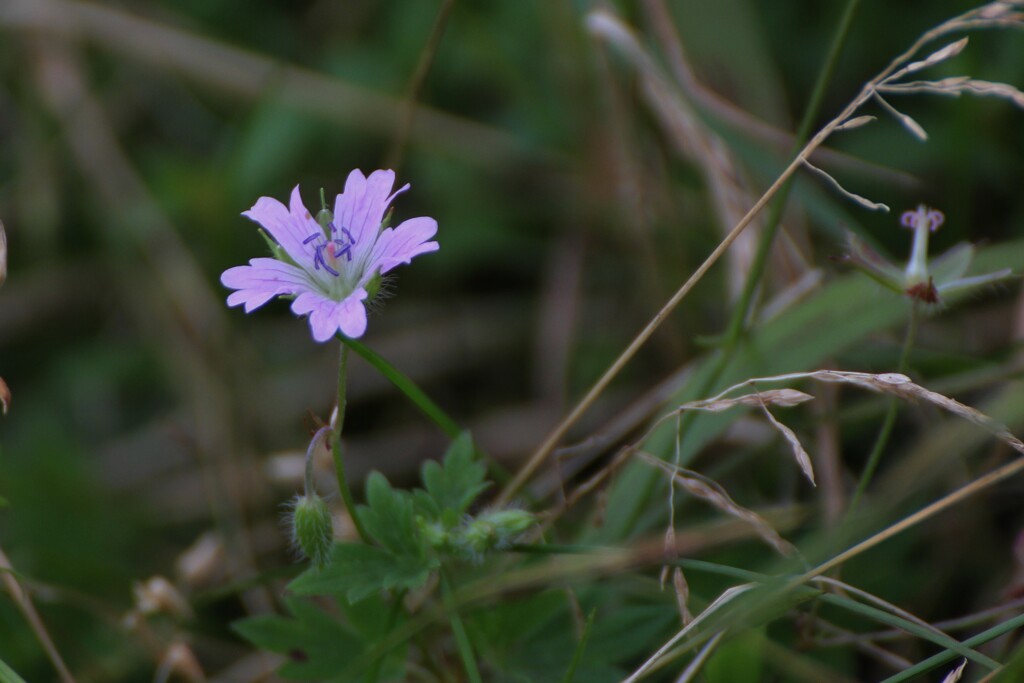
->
[0,545,76,683]
[386,0,457,173]
[496,3,984,504]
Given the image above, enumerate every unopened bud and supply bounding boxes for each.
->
[316,188,334,233]
[292,494,334,569]
[417,517,450,549]
[458,508,534,555]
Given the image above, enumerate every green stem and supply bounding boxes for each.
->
[560,609,596,683]
[725,0,862,352]
[332,343,370,544]
[440,568,483,683]
[340,335,512,486]
[848,302,919,514]
[341,335,460,437]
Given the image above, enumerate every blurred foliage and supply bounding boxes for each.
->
[0,0,1023,680]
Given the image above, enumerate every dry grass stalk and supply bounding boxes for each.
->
[942,659,968,683]
[623,583,755,683]
[586,10,766,300]
[0,545,76,683]
[499,1,1024,504]
[672,567,694,626]
[758,399,816,486]
[672,631,726,683]
[680,388,814,412]
[638,451,796,556]
[710,370,1024,454]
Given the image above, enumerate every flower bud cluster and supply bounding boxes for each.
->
[418,507,534,561]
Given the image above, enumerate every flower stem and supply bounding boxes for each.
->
[332,343,370,544]
[848,302,919,513]
[440,568,483,683]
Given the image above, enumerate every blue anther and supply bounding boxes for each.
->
[303,228,353,276]
[332,240,353,262]
[312,244,340,276]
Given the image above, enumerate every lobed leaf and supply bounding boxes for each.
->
[421,432,490,518]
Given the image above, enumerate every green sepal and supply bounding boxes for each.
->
[937,268,1017,296]
[257,227,299,268]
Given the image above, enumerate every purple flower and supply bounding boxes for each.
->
[840,204,1014,304]
[221,169,438,341]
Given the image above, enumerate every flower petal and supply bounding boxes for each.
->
[291,288,369,341]
[366,216,439,277]
[335,169,409,268]
[221,258,312,313]
[242,186,320,264]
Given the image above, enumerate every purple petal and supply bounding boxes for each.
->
[334,169,408,266]
[366,216,439,276]
[291,289,369,341]
[241,186,319,263]
[221,258,311,313]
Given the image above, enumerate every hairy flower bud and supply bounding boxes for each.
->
[456,508,535,556]
[292,494,334,570]
[417,516,451,549]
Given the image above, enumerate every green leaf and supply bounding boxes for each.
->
[0,658,27,683]
[703,627,765,683]
[879,610,1024,682]
[233,598,364,681]
[361,473,421,555]
[421,432,490,518]
[289,543,436,602]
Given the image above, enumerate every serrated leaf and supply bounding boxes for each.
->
[422,432,490,516]
[233,598,363,681]
[289,543,436,602]
[361,472,420,555]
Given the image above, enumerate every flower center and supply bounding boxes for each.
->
[303,222,356,277]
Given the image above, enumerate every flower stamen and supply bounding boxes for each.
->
[303,223,356,276]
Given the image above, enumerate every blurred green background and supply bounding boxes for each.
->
[1,0,1023,680]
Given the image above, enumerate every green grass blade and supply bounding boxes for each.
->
[817,593,999,670]
[0,658,28,683]
[879,611,1024,683]
[560,609,596,683]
